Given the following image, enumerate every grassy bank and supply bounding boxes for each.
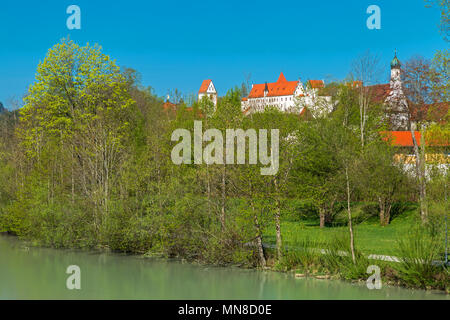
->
[264,208,419,256]
[262,208,449,292]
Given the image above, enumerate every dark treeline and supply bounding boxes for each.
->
[0,41,448,290]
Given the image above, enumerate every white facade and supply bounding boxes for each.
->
[198,80,218,107]
[241,74,333,116]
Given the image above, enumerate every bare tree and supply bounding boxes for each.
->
[350,50,383,147]
[402,55,440,223]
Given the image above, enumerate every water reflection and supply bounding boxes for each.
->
[0,235,447,300]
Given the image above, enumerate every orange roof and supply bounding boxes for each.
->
[162,101,178,118]
[352,81,363,88]
[242,106,251,115]
[308,80,324,89]
[241,97,248,101]
[248,72,299,98]
[162,101,177,111]
[198,80,212,94]
[381,131,421,147]
[381,131,449,147]
[185,107,204,118]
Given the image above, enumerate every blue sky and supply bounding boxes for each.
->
[0,0,447,108]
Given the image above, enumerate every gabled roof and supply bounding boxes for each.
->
[277,72,287,82]
[248,72,298,98]
[307,80,325,89]
[366,83,391,104]
[198,80,213,94]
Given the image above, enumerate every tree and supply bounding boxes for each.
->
[293,117,344,228]
[356,137,407,226]
[424,0,449,41]
[430,49,449,103]
[402,55,440,223]
[350,50,383,147]
[19,39,135,233]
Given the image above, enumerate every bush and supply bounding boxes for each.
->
[321,233,371,280]
[275,237,325,272]
[394,229,448,290]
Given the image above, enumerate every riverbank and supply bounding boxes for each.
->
[0,234,448,300]
[1,200,448,293]
[260,208,449,293]
[2,230,448,295]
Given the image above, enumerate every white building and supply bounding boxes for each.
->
[241,72,332,115]
[198,79,218,107]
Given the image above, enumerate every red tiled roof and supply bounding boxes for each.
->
[241,97,248,101]
[366,83,391,104]
[381,131,449,147]
[162,101,178,118]
[162,101,177,111]
[381,131,421,147]
[185,107,204,118]
[198,80,212,94]
[308,80,324,89]
[248,72,298,98]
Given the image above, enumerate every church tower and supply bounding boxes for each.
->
[390,51,402,91]
[385,51,410,130]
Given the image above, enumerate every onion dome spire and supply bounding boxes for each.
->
[390,50,401,69]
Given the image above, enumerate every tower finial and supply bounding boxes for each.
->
[390,50,401,69]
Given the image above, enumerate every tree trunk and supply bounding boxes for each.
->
[274,178,282,260]
[419,127,428,221]
[345,165,356,264]
[71,144,75,204]
[251,199,266,268]
[384,202,392,226]
[378,197,386,226]
[319,207,326,228]
[220,164,226,231]
[410,124,427,223]
[249,180,266,268]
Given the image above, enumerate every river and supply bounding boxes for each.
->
[0,234,447,300]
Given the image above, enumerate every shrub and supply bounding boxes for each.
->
[394,229,448,290]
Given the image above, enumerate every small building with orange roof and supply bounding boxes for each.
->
[198,79,218,107]
[381,131,449,167]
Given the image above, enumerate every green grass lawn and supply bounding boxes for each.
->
[263,208,422,256]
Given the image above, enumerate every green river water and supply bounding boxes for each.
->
[0,234,448,300]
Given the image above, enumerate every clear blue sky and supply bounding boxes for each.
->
[0,0,447,108]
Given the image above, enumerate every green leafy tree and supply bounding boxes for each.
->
[18,39,135,235]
